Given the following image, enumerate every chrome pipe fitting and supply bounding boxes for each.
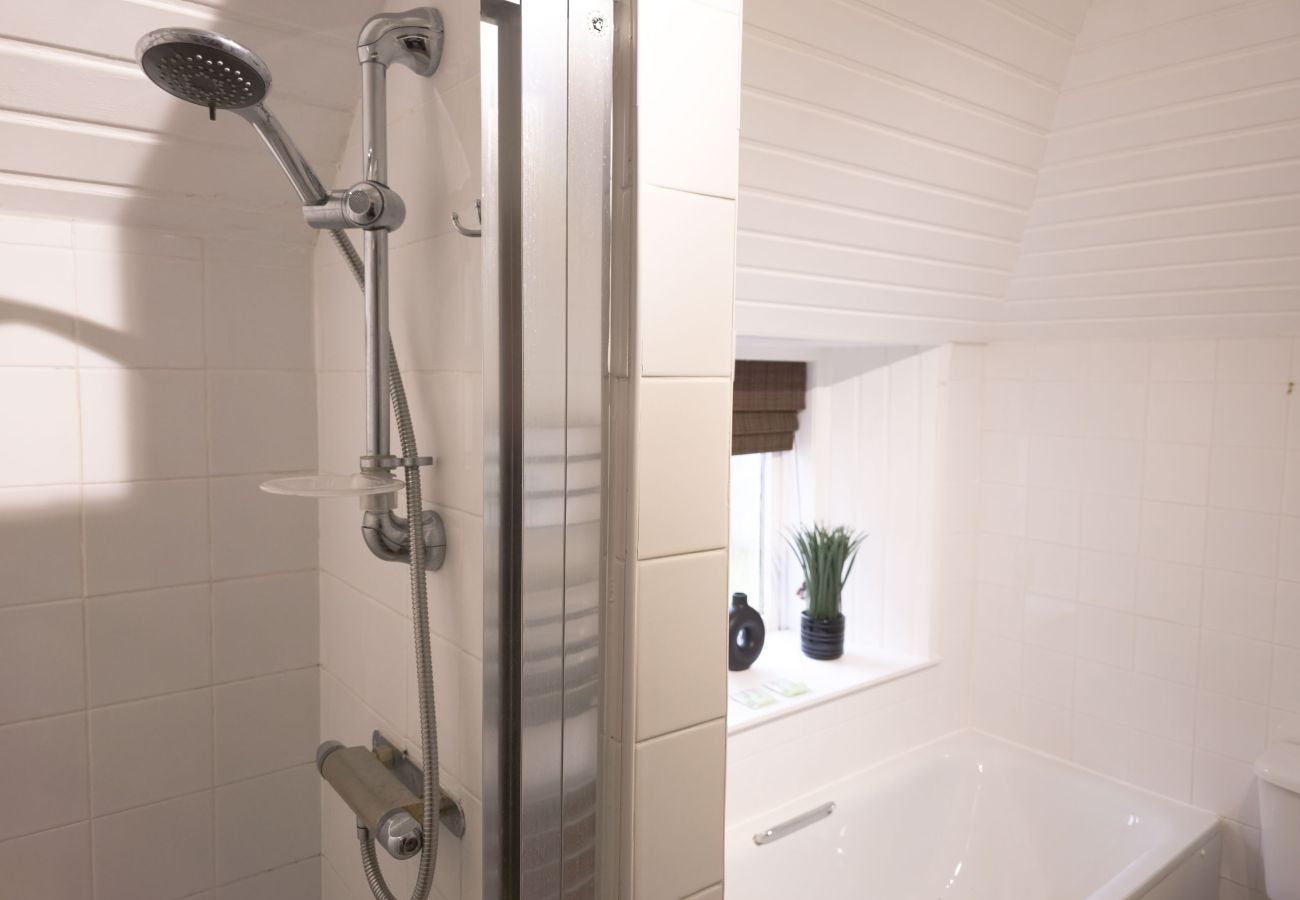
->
[361,508,447,570]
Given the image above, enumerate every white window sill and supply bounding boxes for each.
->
[726,630,936,735]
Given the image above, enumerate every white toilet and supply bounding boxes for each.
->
[1258,742,1300,900]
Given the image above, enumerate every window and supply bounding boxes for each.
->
[728,453,765,613]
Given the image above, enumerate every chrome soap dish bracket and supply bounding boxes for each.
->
[451,198,481,237]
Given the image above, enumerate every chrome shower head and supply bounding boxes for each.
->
[137,28,271,113]
[135,26,328,205]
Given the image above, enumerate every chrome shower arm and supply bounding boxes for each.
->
[236,104,330,206]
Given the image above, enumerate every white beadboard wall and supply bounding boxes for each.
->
[1009,0,1300,331]
[313,0,482,897]
[968,337,1300,900]
[734,0,1300,342]
[734,0,1090,344]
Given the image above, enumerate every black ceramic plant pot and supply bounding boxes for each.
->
[728,592,766,671]
[800,611,845,660]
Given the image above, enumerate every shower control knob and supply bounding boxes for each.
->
[342,181,406,231]
[345,183,384,225]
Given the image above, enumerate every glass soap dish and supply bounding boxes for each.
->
[260,472,405,498]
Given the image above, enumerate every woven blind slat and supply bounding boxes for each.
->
[732,360,805,456]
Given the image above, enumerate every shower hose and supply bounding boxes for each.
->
[331,228,441,900]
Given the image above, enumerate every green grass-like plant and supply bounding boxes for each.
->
[787,523,866,622]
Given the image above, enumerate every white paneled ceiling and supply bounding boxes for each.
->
[1008,0,1300,329]
[0,0,384,240]
[736,0,1300,342]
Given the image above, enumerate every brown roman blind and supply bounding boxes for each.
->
[732,360,807,455]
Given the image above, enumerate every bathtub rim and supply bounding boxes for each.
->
[726,727,1221,900]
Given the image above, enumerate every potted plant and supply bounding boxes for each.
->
[788,523,865,660]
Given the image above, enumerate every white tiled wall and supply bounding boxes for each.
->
[969,337,1300,900]
[0,214,322,898]
[607,0,742,897]
[313,1,482,897]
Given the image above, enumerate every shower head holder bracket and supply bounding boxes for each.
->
[304,181,406,232]
[357,7,445,75]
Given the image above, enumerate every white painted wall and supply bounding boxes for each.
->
[968,337,1300,900]
[312,1,483,897]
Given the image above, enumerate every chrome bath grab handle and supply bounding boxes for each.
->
[753,801,836,846]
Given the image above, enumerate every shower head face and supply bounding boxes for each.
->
[136,28,270,111]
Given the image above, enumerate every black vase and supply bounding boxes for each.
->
[728,592,766,671]
[800,611,844,660]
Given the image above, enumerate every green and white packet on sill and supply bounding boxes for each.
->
[764,677,811,698]
[731,687,778,710]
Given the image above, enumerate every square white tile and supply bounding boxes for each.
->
[1208,445,1285,514]
[1202,569,1276,642]
[0,713,87,842]
[84,479,210,595]
[1200,630,1272,703]
[0,485,81,607]
[212,572,318,683]
[1135,558,1202,626]
[1216,338,1291,383]
[1134,616,1198,684]
[1146,382,1213,444]
[89,690,212,815]
[75,250,204,369]
[205,260,313,371]
[214,765,320,883]
[1139,501,1206,566]
[0,600,84,725]
[1142,443,1209,506]
[1213,383,1287,448]
[86,584,211,706]
[80,369,208,482]
[0,822,91,899]
[0,243,77,366]
[633,719,725,900]
[634,551,728,740]
[92,791,214,900]
[638,187,735,378]
[208,371,317,476]
[214,669,318,784]
[636,379,731,559]
[1150,340,1216,382]
[0,369,79,487]
[210,474,317,579]
[637,0,740,198]
[1204,508,1279,578]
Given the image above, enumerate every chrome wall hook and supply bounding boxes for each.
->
[451,198,481,237]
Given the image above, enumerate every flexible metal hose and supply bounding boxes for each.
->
[330,229,441,900]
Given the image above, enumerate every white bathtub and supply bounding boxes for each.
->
[726,731,1220,899]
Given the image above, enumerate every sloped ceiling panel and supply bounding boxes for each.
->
[1007,0,1300,329]
[0,0,384,241]
[737,0,1300,342]
[735,0,1092,343]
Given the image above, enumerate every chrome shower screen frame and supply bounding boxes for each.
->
[481,1,613,897]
